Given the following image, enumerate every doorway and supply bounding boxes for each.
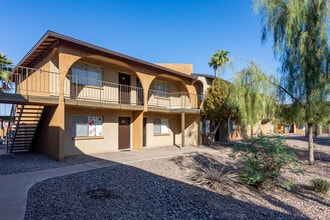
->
[119,73,131,104]
[118,117,130,150]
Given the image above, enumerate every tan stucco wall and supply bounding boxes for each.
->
[0,120,9,140]
[261,122,274,135]
[184,114,199,146]
[143,112,199,148]
[64,107,134,156]
[156,64,193,75]
[33,106,61,159]
[144,113,179,147]
[20,41,200,158]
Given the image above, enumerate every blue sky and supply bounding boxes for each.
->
[2,0,280,81]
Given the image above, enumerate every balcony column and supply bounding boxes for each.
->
[132,111,143,150]
[181,112,185,148]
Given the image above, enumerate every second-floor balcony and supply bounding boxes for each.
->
[1,64,200,112]
[64,75,144,109]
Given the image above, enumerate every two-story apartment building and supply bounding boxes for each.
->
[1,31,202,161]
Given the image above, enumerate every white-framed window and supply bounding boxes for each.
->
[72,63,102,86]
[299,124,306,130]
[153,118,169,134]
[72,116,103,137]
[202,119,210,134]
[230,120,237,132]
[152,80,169,98]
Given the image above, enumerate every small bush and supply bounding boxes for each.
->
[311,178,330,194]
[230,135,304,189]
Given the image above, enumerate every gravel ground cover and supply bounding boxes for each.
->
[24,135,329,219]
[0,148,139,175]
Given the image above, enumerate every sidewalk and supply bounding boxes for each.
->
[0,146,219,220]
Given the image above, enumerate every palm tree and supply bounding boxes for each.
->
[0,53,13,92]
[208,50,229,78]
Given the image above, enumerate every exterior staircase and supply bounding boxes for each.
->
[7,104,43,152]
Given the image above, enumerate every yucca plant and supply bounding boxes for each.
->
[193,163,239,191]
[311,178,330,194]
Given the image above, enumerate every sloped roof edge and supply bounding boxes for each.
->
[17,30,197,80]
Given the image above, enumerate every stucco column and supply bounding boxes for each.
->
[56,52,81,160]
[135,72,155,111]
[55,54,67,161]
[181,112,185,148]
[132,111,144,150]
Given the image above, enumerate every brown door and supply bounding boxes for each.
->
[119,73,131,104]
[143,118,147,147]
[118,117,130,150]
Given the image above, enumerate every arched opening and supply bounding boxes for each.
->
[192,80,204,108]
[148,74,191,109]
[65,55,144,106]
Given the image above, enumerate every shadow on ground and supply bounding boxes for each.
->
[284,135,330,163]
[284,134,330,147]
[24,159,308,219]
[0,151,105,175]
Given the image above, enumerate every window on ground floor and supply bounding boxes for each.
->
[230,120,237,132]
[72,116,103,137]
[153,118,169,134]
[201,119,210,134]
[298,124,306,130]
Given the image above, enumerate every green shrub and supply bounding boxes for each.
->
[311,178,330,194]
[230,135,304,189]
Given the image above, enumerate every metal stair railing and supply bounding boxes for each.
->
[8,105,24,153]
[6,104,16,152]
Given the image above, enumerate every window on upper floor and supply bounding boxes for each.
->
[72,62,102,87]
[152,80,169,98]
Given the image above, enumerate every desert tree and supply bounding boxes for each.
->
[229,62,277,138]
[201,78,236,142]
[254,0,330,164]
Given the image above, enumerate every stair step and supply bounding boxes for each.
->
[15,125,38,129]
[11,147,30,150]
[15,132,36,135]
[20,112,41,114]
[12,136,33,139]
[10,148,30,153]
[14,130,37,133]
[11,144,31,147]
[8,105,43,153]
[15,138,32,144]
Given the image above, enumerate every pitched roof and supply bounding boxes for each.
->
[18,30,197,80]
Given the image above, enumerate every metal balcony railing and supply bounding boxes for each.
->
[147,90,199,110]
[0,63,59,97]
[1,64,200,110]
[65,75,144,105]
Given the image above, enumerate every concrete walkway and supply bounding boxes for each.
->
[0,146,220,220]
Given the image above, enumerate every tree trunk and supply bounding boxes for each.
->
[251,124,254,137]
[209,121,221,145]
[308,123,314,165]
[227,117,231,141]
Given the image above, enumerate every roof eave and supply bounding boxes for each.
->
[18,30,197,80]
